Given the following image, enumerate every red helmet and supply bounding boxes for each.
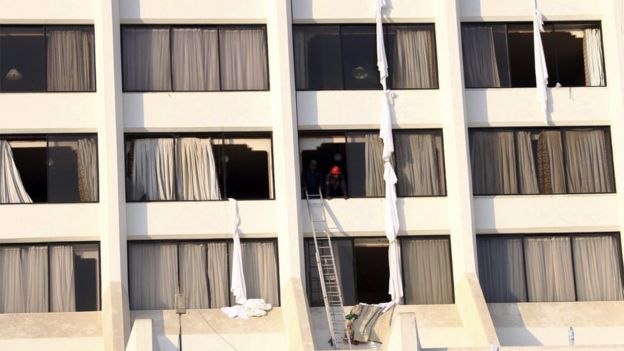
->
[330,166,342,175]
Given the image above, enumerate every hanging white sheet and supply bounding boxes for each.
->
[532,0,549,118]
[229,198,247,304]
[376,0,404,307]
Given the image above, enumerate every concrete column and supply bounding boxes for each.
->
[95,0,130,350]
[601,0,624,266]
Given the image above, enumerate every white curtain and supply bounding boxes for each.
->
[129,243,178,310]
[477,237,527,302]
[129,139,175,201]
[583,28,605,87]
[219,28,268,90]
[234,241,279,306]
[206,242,229,308]
[0,246,49,313]
[391,27,437,89]
[395,132,445,196]
[47,28,95,91]
[179,243,209,309]
[50,245,76,312]
[77,137,98,202]
[536,131,566,194]
[122,27,171,91]
[401,238,453,304]
[564,129,615,193]
[0,141,32,203]
[532,1,550,118]
[524,236,575,302]
[175,138,221,201]
[470,131,518,195]
[364,134,385,197]
[515,131,539,194]
[573,235,624,301]
[171,28,220,91]
[462,26,501,88]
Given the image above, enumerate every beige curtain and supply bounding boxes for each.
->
[470,130,517,195]
[477,237,527,302]
[573,234,624,301]
[77,137,98,202]
[401,238,453,304]
[536,131,566,194]
[129,139,175,201]
[395,132,445,196]
[122,27,171,91]
[524,236,575,302]
[364,134,385,197]
[175,138,221,201]
[47,28,95,91]
[171,28,220,91]
[0,141,33,203]
[462,26,501,88]
[583,28,605,87]
[50,245,76,312]
[391,27,437,88]
[128,243,178,310]
[564,129,615,193]
[515,131,539,194]
[206,242,229,308]
[0,246,49,313]
[219,28,268,90]
[179,243,209,309]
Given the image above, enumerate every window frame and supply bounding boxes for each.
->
[298,129,447,199]
[120,24,270,93]
[468,126,617,196]
[476,232,624,303]
[124,131,275,202]
[0,24,96,93]
[461,20,607,89]
[0,241,101,313]
[0,133,100,204]
[127,238,280,310]
[292,23,439,91]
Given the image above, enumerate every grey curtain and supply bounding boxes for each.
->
[171,28,220,91]
[364,134,385,197]
[477,237,527,302]
[50,245,75,312]
[179,243,209,309]
[462,26,502,88]
[524,236,575,302]
[175,138,221,201]
[470,130,517,195]
[47,28,95,91]
[537,131,567,194]
[391,27,437,88]
[128,243,178,310]
[0,140,33,203]
[219,28,268,90]
[515,131,539,194]
[0,246,48,313]
[77,137,98,202]
[129,138,175,201]
[233,241,279,306]
[206,242,229,308]
[564,129,615,193]
[401,238,453,304]
[573,234,624,301]
[395,132,445,196]
[122,27,172,91]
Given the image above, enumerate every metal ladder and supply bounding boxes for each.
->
[305,189,352,350]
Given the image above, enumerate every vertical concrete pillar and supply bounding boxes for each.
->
[601,0,624,266]
[95,0,130,349]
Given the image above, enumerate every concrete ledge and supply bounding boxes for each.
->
[455,273,500,347]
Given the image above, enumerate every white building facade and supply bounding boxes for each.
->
[0,0,623,350]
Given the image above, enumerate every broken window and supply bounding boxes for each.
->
[462,22,605,88]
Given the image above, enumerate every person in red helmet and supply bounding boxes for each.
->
[325,165,348,199]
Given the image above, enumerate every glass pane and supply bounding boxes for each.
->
[305,238,356,306]
[477,236,527,302]
[401,238,454,304]
[47,135,98,202]
[461,24,509,88]
[395,130,446,196]
[0,26,46,92]
[293,25,343,90]
[171,27,220,91]
[341,25,381,90]
[219,27,268,91]
[128,243,178,310]
[121,26,172,91]
[73,244,100,311]
[386,24,438,89]
[46,26,96,92]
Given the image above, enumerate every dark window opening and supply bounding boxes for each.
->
[214,143,270,200]
[507,24,536,87]
[73,244,100,311]
[354,239,391,304]
[11,142,47,202]
[0,27,45,92]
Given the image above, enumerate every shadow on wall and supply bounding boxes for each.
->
[489,303,542,347]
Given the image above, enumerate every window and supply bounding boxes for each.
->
[128,240,279,310]
[0,26,95,92]
[461,22,605,88]
[121,25,269,92]
[469,127,615,195]
[477,233,624,303]
[0,135,99,203]
[293,24,438,90]
[299,130,445,198]
[304,236,453,306]
[0,243,100,313]
[125,133,273,201]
